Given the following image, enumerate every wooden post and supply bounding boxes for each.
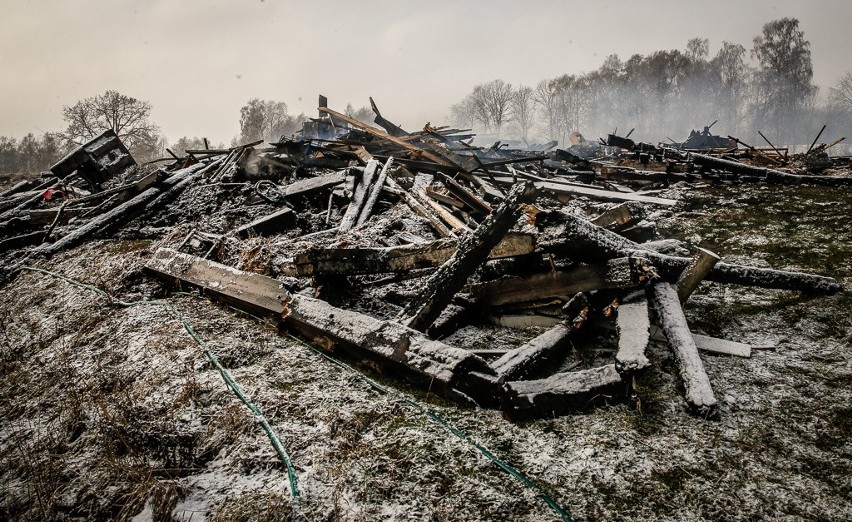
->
[503,364,624,418]
[649,281,718,417]
[614,291,651,373]
[676,248,721,302]
[338,160,378,233]
[356,158,394,226]
[144,248,500,405]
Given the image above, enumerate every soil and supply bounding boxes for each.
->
[1,181,850,521]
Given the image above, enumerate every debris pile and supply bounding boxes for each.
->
[0,98,847,420]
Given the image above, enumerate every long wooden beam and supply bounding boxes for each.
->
[144,248,499,404]
[280,232,535,277]
[318,107,454,168]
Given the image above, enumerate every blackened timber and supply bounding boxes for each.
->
[399,182,536,332]
[357,158,393,226]
[136,159,224,220]
[338,160,378,233]
[649,281,718,417]
[437,173,492,215]
[144,248,498,404]
[473,257,652,307]
[32,162,211,259]
[686,151,852,185]
[233,208,296,238]
[539,210,842,294]
[318,107,454,168]
[676,248,720,302]
[384,175,452,237]
[282,233,536,277]
[491,323,573,381]
[282,171,345,197]
[415,187,470,233]
[533,180,677,206]
[369,97,408,137]
[591,202,645,229]
[503,365,624,418]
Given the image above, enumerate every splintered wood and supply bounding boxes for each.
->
[4,97,845,421]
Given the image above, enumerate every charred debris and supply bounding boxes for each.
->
[0,97,848,420]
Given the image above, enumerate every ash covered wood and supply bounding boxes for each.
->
[0,99,845,421]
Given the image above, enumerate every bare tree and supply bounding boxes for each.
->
[534,79,560,141]
[480,79,514,134]
[751,17,815,142]
[239,99,298,143]
[345,103,374,125]
[510,85,536,145]
[830,72,852,113]
[62,90,159,150]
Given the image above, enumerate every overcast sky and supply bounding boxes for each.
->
[2,0,850,144]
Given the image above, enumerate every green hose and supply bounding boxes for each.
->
[284,333,573,522]
[19,267,300,499]
[22,266,572,521]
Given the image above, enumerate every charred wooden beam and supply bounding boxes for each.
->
[503,364,625,419]
[233,208,296,238]
[318,107,454,168]
[338,160,378,233]
[369,97,408,137]
[533,180,677,206]
[591,202,646,229]
[357,158,394,226]
[472,256,653,308]
[282,171,345,198]
[676,248,720,302]
[144,248,499,405]
[384,175,452,238]
[414,187,470,233]
[649,281,718,417]
[539,210,842,295]
[436,172,492,215]
[684,151,852,185]
[491,322,573,381]
[399,182,536,332]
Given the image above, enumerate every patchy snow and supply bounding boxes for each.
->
[1,180,851,521]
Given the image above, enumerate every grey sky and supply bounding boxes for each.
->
[2,0,850,144]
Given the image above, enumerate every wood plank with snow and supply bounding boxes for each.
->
[491,323,573,381]
[504,364,624,418]
[399,182,535,332]
[539,209,843,294]
[473,256,652,307]
[615,292,651,373]
[144,248,498,403]
[649,281,718,417]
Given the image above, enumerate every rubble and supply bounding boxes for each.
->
[0,96,848,423]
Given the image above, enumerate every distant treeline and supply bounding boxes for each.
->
[450,18,852,149]
[0,133,70,179]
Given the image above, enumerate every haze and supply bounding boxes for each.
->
[2,0,850,144]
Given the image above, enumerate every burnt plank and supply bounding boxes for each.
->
[144,248,499,404]
[399,182,536,332]
[504,364,624,418]
[473,257,652,307]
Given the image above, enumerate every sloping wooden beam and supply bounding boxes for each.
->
[318,107,454,168]
[144,248,499,404]
[399,182,536,332]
